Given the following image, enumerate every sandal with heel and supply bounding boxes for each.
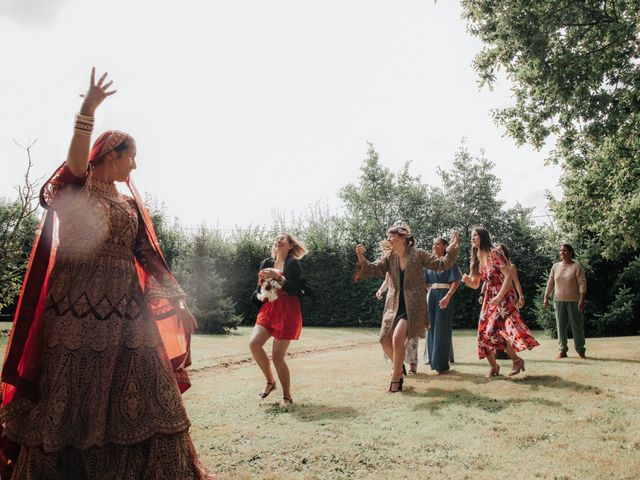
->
[388,377,403,393]
[507,358,525,376]
[258,382,277,399]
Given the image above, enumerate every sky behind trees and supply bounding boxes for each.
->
[0,0,562,229]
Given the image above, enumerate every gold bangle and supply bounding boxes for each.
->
[76,113,95,122]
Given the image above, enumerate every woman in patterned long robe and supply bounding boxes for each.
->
[0,69,214,479]
[354,225,459,393]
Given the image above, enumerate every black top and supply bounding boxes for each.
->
[251,256,305,308]
[396,269,407,320]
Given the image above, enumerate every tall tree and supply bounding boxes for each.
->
[339,142,434,249]
[145,195,187,270]
[339,142,399,247]
[433,144,547,327]
[174,225,242,333]
[462,0,640,258]
[0,140,39,312]
[436,143,504,241]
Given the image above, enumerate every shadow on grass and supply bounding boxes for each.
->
[263,402,359,421]
[404,387,569,414]
[522,359,585,365]
[511,374,603,394]
[584,356,640,364]
[412,370,489,384]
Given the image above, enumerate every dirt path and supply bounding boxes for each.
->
[190,339,375,376]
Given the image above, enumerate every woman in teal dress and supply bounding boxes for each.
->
[424,237,461,373]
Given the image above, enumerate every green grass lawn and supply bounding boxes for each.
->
[183,327,640,479]
[1,325,639,479]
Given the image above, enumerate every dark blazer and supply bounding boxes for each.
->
[251,256,305,308]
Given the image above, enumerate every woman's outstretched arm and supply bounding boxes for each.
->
[66,67,117,177]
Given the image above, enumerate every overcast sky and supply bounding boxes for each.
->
[0,0,562,231]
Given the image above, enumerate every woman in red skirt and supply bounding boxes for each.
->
[249,233,307,409]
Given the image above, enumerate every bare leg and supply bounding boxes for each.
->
[498,333,525,375]
[380,336,394,361]
[498,333,524,371]
[485,350,500,377]
[391,319,408,383]
[272,338,292,404]
[504,342,519,360]
[249,325,275,391]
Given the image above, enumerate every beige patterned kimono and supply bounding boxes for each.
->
[356,245,458,341]
[0,180,210,479]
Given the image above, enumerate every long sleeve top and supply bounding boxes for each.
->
[546,261,587,302]
[355,245,458,339]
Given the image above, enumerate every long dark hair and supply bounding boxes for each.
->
[561,243,575,259]
[434,237,449,248]
[495,242,511,262]
[470,227,492,276]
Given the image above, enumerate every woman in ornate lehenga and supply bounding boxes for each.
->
[462,227,539,378]
[0,69,214,479]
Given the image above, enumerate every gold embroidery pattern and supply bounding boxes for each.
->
[11,432,212,480]
[0,186,208,478]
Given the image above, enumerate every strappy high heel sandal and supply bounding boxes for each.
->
[507,358,525,376]
[258,382,277,399]
[388,377,403,393]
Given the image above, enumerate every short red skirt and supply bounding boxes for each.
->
[256,291,302,340]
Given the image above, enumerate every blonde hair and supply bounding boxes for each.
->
[387,223,415,248]
[271,232,308,260]
[379,240,392,256]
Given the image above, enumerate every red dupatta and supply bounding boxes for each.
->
[0,131,192,464]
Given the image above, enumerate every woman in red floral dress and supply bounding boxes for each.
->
[462,227,539,377]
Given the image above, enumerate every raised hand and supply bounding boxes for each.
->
[448,230,459,251]
[355,244,366,259]
[80,67,117,116]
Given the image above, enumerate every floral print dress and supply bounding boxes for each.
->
[477,248,539,359]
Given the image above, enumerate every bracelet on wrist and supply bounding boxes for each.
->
[74,113,95,136]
